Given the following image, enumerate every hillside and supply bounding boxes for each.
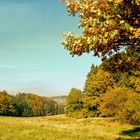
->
[50,96,66,105]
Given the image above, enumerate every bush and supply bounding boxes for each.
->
[99,87,140,124]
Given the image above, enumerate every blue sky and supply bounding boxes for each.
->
[0,0,101,96]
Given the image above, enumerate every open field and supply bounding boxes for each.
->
[0,115,139,140]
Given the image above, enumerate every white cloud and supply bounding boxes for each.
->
[0,63,16,69]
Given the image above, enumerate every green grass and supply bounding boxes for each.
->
[0,115,139,140]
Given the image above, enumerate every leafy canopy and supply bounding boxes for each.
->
[62,0,140,60]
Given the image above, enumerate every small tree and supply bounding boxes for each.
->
[65,88,83,118]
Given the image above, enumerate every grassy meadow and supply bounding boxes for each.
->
[0,115,140,140]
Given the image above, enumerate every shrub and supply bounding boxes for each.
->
[99,87,140,124]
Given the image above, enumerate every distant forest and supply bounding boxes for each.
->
[0,91,65,117]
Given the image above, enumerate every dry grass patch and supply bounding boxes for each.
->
[0,115,139,140]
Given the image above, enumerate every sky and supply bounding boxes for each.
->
[0,0,101,96]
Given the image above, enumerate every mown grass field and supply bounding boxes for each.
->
[0,115,139,140]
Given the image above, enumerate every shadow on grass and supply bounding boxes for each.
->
[116,126,140,140]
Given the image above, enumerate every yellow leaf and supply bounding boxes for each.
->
[113,0,123,4]
[134,28,140,38]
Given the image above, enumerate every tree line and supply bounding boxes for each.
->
[65,45,140,124]
[0,91,64,117]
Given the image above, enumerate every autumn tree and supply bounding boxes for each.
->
[84,67,114,95]
[62,0,139,60]
[45,99,58,115]
[101,45,140,93]
[99,87,140,124]
[0,91,15,116]
[65,88,83,117]
[79,65,114,117]
[102,45,140,72]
